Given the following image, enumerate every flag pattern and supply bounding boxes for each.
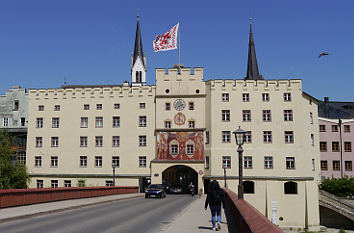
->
[153,23,179,52]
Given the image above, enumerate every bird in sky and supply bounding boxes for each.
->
[318,52,329,58]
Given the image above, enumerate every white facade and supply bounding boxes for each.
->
[26,67,320,230]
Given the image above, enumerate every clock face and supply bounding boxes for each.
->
[174,99,186,111]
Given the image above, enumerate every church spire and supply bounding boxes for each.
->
[131,13,146,86]
[245,17,263,80]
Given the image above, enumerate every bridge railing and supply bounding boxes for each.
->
[0,186,138,208]
[223,188,283,233]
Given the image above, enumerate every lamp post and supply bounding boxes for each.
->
[233,126,246,199]
[338,118,343,178]
[223,165,227,188]
[112,164,118,186]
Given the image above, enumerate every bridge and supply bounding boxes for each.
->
[319,190,354,230]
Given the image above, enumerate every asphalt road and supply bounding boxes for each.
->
[0,194,196,233]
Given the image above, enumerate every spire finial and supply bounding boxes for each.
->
[137,9,139,21]
[249,12,252,25]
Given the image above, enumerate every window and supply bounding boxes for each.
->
[310,112,313,124]
[345,161,352,171]
[51,137,59,147]
[51,156,58,167]
[64,180,71,187]
[112,156,120,167]
[171,145,178,154]
[84,104,90,110]
[263,131,272,143]
[80,137,88,147]
[54,105,60,111]
[52,117,59,128]
[243,181,255,194]
[36,118,43,128]
[344,142,352,152]
[264,156,273,169]
[112,136,120,147]
[187,144,194,154]
[165,121,171,129]
[165,102,171,110]
[222,93,229,102]
[139,156,147,167]
[311,134,314,146]
[206,131,209,144]
[344,125,351,133]
[244,156,252,169]
[286,157,295,169]
[3,118,8,127]
[51,180,58,188]
[38,105,44,111]
[106,181,113,186]
[262,93,270,102]
[284,93,291,101]
[14,100,19,110]
[189,120,195,128]
[139,116,147,127]
[284,181,297,194]
[320,142,327,152]
[222,110,230,122]
[332,125,338,132]
[17,152,26,165]
[139,103,146,109]
[80,156,87,167]
[263,110,271,122]
[333,160,340,171]
[36,137,42,147]
[95,136,103,147]
[95,156,102,167]
[112,116,120,127]
[96,104,102,110]
[319,125,326,132]
[284,110,293,121]
[321,160,328,171]
[242,93,250,102]
[20,118,25,126]
[242,110,251,122]
[222,156,231,169]
[189,102,194,110]
[244,131,252,143]
[205,156,210,169]
[95,117,103,128]
[222,131,231,143]
[285,131,294,143]
[332,142,339,152]
[114,103,120,109]
[139,135,146,147]
[37,180,43,188]
[35,156,42,167]
[81,117,88,128]
[312,159,315,171]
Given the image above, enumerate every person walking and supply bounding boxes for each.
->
[204,180,225,231]
[189,181,195,196]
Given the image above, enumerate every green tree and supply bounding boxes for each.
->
[320,177,354,197]
[0,129,30,189]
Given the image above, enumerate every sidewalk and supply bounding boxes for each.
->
[0,193,144,223]
[161,196,230,233]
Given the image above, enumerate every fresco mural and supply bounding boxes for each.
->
[156,131,204,161]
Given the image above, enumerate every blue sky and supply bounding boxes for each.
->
[0,0,353,101]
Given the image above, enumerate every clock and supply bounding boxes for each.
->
[174,99,186,111]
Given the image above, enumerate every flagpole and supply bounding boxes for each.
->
[178,21,181,73]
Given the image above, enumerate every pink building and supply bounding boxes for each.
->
[318,98,354,179]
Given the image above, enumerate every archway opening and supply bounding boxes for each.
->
[162,165,198,194]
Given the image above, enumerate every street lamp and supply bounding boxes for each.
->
[223,165,227,188]
[233,126,246,199]
[112,164,118,186]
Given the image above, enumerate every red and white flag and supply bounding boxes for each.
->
[153,23,179,52]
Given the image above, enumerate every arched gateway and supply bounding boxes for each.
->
[162,165,198,194]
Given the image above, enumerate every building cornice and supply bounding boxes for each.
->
[204,175,315,181]
[155,128,206,132]
[29,173,151,178]
[155,94,206,99]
